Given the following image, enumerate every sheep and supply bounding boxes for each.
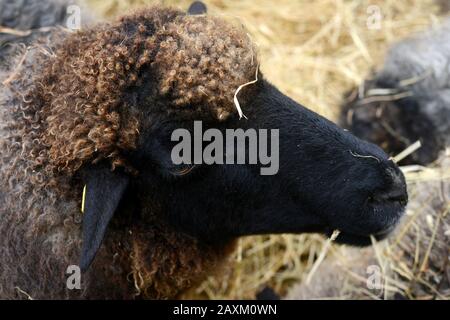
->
[0,0,93,67]
[0,1,409,299]
[286,152,450,299]
[340,19,450,165]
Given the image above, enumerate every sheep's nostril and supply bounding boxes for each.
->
[371,166,408,206]
[374,188,408,204]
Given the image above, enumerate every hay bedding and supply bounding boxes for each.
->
[82,0,446,299]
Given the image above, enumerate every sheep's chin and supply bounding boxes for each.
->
[324,221,399,247]
[330,231,386,246]
[319,199,406,246]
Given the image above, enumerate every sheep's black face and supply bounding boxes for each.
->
[128,79,408,248]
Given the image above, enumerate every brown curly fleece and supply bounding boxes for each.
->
[0,6,256,299]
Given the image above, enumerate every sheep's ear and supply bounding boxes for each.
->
[79,166,129,272]
[188,1,207,15]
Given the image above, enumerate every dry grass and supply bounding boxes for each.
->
[84,0,448,299]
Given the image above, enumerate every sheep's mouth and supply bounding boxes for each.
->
[327,224,397,246]
[323,204,405,246]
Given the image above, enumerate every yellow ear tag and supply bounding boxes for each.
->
[81,185,87,214]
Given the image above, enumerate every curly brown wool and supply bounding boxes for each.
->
[0,5,256,299]
[155,15,256,118]
[22,7,257,176]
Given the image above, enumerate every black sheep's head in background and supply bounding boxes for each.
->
[70,4,408,270]
[339,78,444,166]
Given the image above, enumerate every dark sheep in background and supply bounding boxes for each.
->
[0,0,93,66]
[340,19,450,165]
[0,1,408,299]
